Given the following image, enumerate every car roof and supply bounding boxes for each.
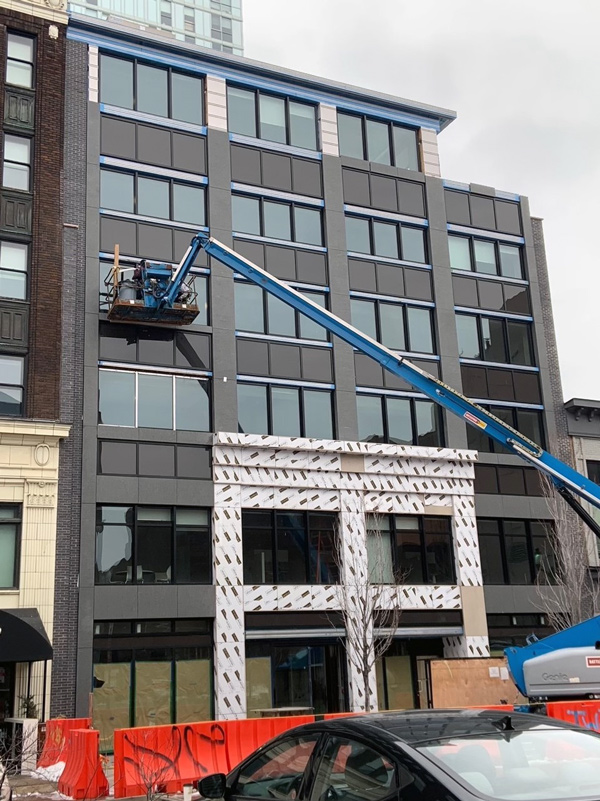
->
[289,709,584,746]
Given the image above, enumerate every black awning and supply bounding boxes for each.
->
[0,608,52,662]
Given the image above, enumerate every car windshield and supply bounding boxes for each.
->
[418,725,600,800]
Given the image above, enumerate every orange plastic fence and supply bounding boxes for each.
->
[546,700,600,732]
[113,715,315,798]
[58,729,109,800]
[37,717,92,768]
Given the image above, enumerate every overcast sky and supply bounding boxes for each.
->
[243,0,599,401]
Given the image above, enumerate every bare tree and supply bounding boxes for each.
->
[117,728,181,801]
[334,510,404,713]
[535,473,600,630]
[0,722,40,801]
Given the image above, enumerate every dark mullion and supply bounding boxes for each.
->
[468,237,476,274]
[132,506,138,586]
[289,202,296,245]
[133,61,139,114]
[303,511,311,584]
[419,518,428,583]
[284,98,291,147]
[397,223,403,261]
[409,397,418,447]
[299,387,308,438]
[499,520,510,585]
[382,394,390,444]
[262,286,269,335]
[266,382,273,436]
[361,117,368,161]
[167,67,173,120]
[387,124,394,168]
[272,511,278,584]
[254,89,261,141]
[171,506,176,586]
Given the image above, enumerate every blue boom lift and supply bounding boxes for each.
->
[108,232,600,700]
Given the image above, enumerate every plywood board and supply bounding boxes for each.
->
[431,658,526,708]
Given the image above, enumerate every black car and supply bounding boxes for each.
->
[198,709,600,800]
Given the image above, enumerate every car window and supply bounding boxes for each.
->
[232,735,319,799]
[310,736,397,801]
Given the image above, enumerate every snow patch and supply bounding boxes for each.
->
[27,762,65,782]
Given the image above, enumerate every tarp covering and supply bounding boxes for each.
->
[0,608,52,662]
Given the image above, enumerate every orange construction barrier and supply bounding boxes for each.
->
[546,700,600,732]
[113,715,316,798]
[58,729,109,800]
[37,718,92,768]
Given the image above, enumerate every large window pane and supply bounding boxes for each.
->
[138,373,172,428]
[176,378,210,431]
[259,95,286,144]
[424,519,454,583]
[173,184,205,225]
[101,171,134,213]
[3,135,30,191]
[351,299,377,340]
[267,294,295,336]
[0,241,27,300]
[138,176,169,219]
[137,518,171,583]
[406,307,433,353]
[346,217,370,253]
[449,236,471,271]
[7,34,34,89]
[294,207,322,246]
[401,227,426,263]
[299,292,327,341]
[366,119,391,165]
[98,441,137,475]
[516,409,543,447]
[507,321,533,366]
[373,221,398,258]
[100,55,133,109]
[264,201,291,241]
[6,59,32,89]
[0,519,17,588]
[304,391,333,438]
[456,314,480,359]
[175,526,210,583]
[276,513,308,583]
[474,240,496,274]
[171,72,202,125]
[387,397,413,445]
[481,317,507,363]
[238,383,268,434]
[338,113,363,159]
[243,524,274,583]
[499,244,522,279]
[98,371,135,426]
[393,126,418,171]
[235,282,264,332]
[505,529,532,584]
[228,86,257,137]
[271,386,300,436]
[379,303,405,350]
[95,512,133,584]
[479,533,505,584]
[357,395,384,442]
[137,64,168,117]
[0,242,27,271]
[395,524,424,583]
[232,195,260,234]
[289,102,317,150]
[415,400,441,446]
[367,517,394,583]
[0,386,21,416]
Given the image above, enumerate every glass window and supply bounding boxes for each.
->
[138,373,172,428]
[393,125,419,171]
[507,321,533,366]
[456,314,480,359]
[101,170,134,213]
[474,240,496,274]
[259,94,286,144]
[95,505,133,584]
[235,282,264,332]
[415,401,441,446]
[373,221,398,258]
[311,737,397,801]
[449,235,471,271]
[6,33,34,89]
[589,461,600,486]
[234,736,318,798]
[304,391,333,438]
[0,355,23,416]
[232,195,260,234]
[137,64,168,117]
[98,370,135,426]
[173,184,204,226]
[481,317,507,363]
[357,395,384,442]
[379,303,405,350]
[346,217,370,253]
[366,516,394,583]
[294,207,322,246]
[0,505,19,588]
[100,55,133,110]
[3,134,30,191]
[366,119,391,165]
[238,383,268,434]
[264,201,291,241]
[175,514,210,583]
[277,512,308,583]
[267,294,295,336]
[351,299,377,341]
[387,397,412,445]
[289,101,317,150]
[176,377,210,431]
[504,520,531,584]
[395,518,424,582]
[337,113,364,159]
[136,512,172,585]
[299,292,327,341]
[227,86,257,137]
[98,441,137,475]
[138,176,169,219]
[406,307,433,353]
[424,517,454,583]
[499,244,522,278]
[0,241,27,300]
[271,386,300,436]
[171,72,202,125]
[401,227,426,263]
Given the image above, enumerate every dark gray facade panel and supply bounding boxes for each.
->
[484,585,547,614]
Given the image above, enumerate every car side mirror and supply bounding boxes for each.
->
[197,774,227,799]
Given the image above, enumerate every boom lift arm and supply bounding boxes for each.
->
[117,232,600,536]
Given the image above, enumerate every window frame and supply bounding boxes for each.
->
[232,193,323,246]
[95,505,212,585]
[337,110,420,171]
[99,53,204,125]
[227,83,319,151]
[6,31,35,90]
[97,440,211,479]
[478,517,553,586]
[350,296,435,354]
[449,233,524,279]
[0,504,21,589]
[237,381,335,439]
[356,393,444,447]
[2,133,32,192]
[456,311,535,367]
[234,280,329,341]
[466,403,545,454]
[0,353,25,417]
[345,215,427,263]
[0,240,29,300]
